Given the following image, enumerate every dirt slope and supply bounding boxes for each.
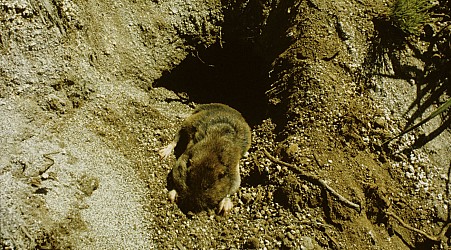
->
[1,0,450,249]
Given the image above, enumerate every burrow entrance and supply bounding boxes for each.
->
[156,40,270,126]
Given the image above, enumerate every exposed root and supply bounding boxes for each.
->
[263,149,451,244]
[20,224,33,241]
[386,211,450,242]
[324,230,341,249]
[263,149,361,212]
[384,163,451,243]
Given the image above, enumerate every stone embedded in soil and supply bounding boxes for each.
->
[244,237,261,249]
[374,117,387,129]
[299,236,315,250]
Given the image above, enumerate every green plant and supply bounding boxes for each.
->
[389,0,432,35]
[384,97,451,144]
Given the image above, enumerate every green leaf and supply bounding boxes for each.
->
[384,97,451,144]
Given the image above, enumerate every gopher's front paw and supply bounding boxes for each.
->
[159,142,175,159]
[168,189,178,202]
[218,196,233,215]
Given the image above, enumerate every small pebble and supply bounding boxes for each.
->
[299,236,315,250]
[245,237,261,249]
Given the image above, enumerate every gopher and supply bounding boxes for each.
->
[160,103,251,214]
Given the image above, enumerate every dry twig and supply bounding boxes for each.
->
[386,211,450,242]
[38,151,59,176]
[20,225,33,241]
[324,230,341,249]
[263,149,361,212]
[385,164,451,243]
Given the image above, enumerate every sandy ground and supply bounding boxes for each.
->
[1,0,450,249]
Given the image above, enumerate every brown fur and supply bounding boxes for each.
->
[163,103,251,213]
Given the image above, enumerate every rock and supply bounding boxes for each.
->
[77,174,100,196]
[286,231,295,241]
[244,237,261,249]
[374,117,386,129]
[241,192,253,204]
[299,236,315,250]
[286,143,299,156]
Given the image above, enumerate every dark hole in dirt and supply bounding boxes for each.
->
[242,165,270,187]
[156,42,270,126]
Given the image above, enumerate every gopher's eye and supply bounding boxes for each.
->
[218,172,226,179]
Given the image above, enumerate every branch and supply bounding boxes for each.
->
[263,149,361,212]
[386,163,451,243]
[386,211,450,242]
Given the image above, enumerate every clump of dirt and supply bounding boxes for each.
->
[1,0,450,249]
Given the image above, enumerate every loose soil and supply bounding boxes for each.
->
[1,0,450,249]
